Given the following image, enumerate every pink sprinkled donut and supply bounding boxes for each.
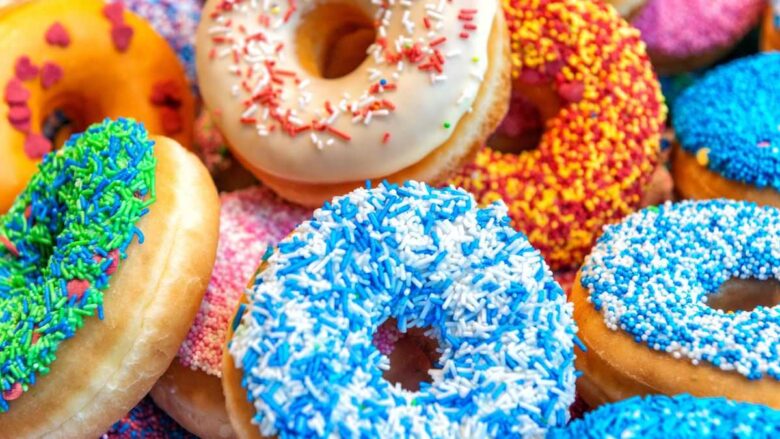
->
[150,186,309,439]
[632,0,764,74]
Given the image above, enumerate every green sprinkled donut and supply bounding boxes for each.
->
[0,118,156,412]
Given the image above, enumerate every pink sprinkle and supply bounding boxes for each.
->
[2,383,22,401]
[40,62,63,89]
[45,22,70,47]
[111,24,134,52]
[558,81,585,103]
[176,186,310,376]
[8,105,31,125]
[66,279,90,300]
[4,79,30,105]
[23,134,53,159]
[14,56,39,82]
[30,331,40,345]
[103,2,125,25]
[0,235,19,257]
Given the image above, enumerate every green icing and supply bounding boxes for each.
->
[0,118,156,412]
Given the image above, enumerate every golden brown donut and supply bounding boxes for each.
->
[762,3,780,52]
[0,122,219,437]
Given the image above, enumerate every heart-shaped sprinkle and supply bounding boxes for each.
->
[45,22,70,47]
[14,56,38,81]
[111,24,134,52]
[23,134,53,159]
[103,2,125,25]
[40,62,64,89]
[4,79,30,105]
[8,106,31,124]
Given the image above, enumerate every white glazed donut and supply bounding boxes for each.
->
[197,0,509,206]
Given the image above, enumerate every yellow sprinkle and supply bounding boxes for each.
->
[696,148,710,166]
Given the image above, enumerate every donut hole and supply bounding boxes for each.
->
[488,93,544,153]
[41,98,97,148]
[295,3,376,79]
[707,278,780,312]
[375,319,441,392]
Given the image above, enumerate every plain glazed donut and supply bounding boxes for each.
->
[632,0,764,75]
[550,394,780,438]
[151,186,309,439]
[0,119,219,437]
[0,0,195,212]
[451,0,666,270]
[197,0,510,207]
[223,181,579,437]
[672,54,780,208]
[573,200,780,409]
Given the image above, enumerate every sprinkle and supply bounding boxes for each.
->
[443,122,451,129]
[44,22,71,47]
[14,56,39,81]
[40,62,63,89]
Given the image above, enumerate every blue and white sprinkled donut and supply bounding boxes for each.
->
[672,54,780,205]
[574,200,780,408]
[224,181,579,438]
[550,394,780,438]
[123,0,200,85]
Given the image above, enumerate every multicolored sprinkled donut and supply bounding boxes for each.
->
[197,0,510,207]
[573,200,780,408]
[103,397,196,439]
[550,394,780,438]
[672,54,780,207]
[632,0,764,74]
[451,0,666,270]
[123,0,201,85]
[224,181,579,437]
[0,0,194,212]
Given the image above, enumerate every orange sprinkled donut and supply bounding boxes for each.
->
[0,0,194,212]
[451,0,666,270]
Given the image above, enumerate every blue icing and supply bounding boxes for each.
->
[230,181,578,438]
[673,54,780,192]
[549,394,780,438]
[581,199,780,381]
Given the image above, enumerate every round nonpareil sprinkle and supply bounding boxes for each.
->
[550,394,780,438]
[230,181,578,438]
[103,397,196,439]
[0,118,156,412]
[451,0,666,270]
[581,200,780,381]
[673,54,780,192]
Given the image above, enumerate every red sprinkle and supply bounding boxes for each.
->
[4,79,30,105]
[45,22,70,47]
[559,81,585,102]
[14,56,39,81]
[0,235,19,257]
[23,133,53,159]
[30,331,40,345]
[102,2,125,25]
[40,62,63,89]
[2,383,22,401]
[66,279,91,300]
[8,105,31,125]
[111,24,134,52]
[382,132,391,144]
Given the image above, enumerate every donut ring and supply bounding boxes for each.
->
[151,186,309,439]
[573,200,780,409]
[197,0,510,207]
[632,0,764,75]
[0,0,195,212]
[672,54,780,208]
[0,119,219,436]
[551,394,780,438]
[223,181,579,437]
[451,0,666,270]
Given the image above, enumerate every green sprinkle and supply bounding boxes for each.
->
[0,118,156,412]
[443,122,451,129]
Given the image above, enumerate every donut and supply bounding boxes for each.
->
[450,0,666,271]
[572,199,780,409]
[606,0,647,18]
[0,0,195,212]
[222,181,579,437]
[632,0,764,74]
[104,397,196,439]
[762,1,780,51]
[672,54,780,208]
[0,118,219,436]
[550,394,780,438]
[150,186,309,439]
[123,0,201,85]
[197,1,510,207]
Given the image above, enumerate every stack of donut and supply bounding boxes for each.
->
[1,0,780,437]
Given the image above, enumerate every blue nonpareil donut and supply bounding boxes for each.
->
[574,199,780,408]
[550,394,780,438]
[224,181,580,437]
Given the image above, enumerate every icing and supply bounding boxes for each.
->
[198,0,497,182]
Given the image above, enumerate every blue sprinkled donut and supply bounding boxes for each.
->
[550,394,780,438]
[573,199,780,408]
[672,54,780,206]
[224,181,579,437]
